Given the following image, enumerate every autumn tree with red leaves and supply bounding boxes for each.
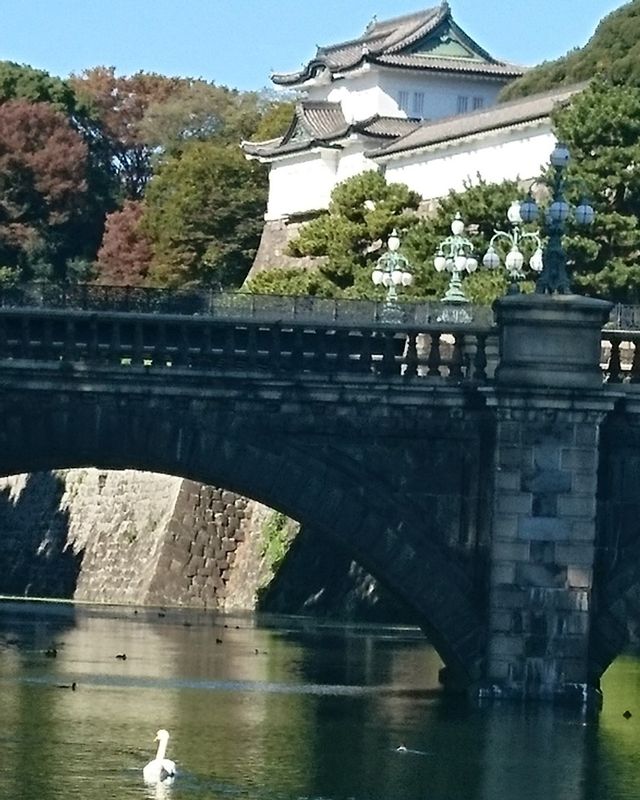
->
[95,200,153,285]
[70,67,184,199]
[0,99,91,280]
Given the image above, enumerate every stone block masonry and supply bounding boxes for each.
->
[0,470,273,609]
[484,395,614,704]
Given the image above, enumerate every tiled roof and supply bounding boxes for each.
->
[358,117,423,138]
[371,84,586,159]
[298,101,349,138]
[374,54,524,78]
[271,3,523,86]
[241,102,422,159]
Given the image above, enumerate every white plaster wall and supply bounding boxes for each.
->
[335,140,379,183]
[308,70,385,123]
[379,71,504,120]
[263,125,556,221]
[305,66,506,122]
[384,126,557,201]
[266,150,339,220]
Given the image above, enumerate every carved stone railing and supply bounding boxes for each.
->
[9,284,640,385]
[601,329,640,384]
[0,306,496,383]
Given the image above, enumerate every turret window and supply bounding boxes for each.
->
[398,90,410,113]
[412,92,425,118]
[473,96,484,110]
[457,95,469,113]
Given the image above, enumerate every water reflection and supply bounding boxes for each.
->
[1,600,640,800]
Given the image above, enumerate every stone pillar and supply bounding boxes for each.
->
[480,293,613,707]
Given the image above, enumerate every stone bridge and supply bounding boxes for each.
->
[1,285,640,708]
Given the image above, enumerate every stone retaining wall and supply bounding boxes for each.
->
[0,470,272,609]
[0,470,403,621]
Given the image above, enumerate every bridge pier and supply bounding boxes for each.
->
[480,293,613,707]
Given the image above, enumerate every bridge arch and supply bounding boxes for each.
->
[0,386,488,685]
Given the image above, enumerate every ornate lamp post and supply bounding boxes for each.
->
[433,213,479,304]
[517,142,595,294]
[372,229,413,321]
[482,200,544,293]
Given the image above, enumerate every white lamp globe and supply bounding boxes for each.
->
[466,257,478,273]
[483,247,500,269]
[507,200,522,225]
[451,215,465,236]
[575,201,595,225]
[372,269,384,285]
[454,254,467,271]
[529,248,544,272]
[434,255,446,272]
[382,273,392,287]
[391,269,404,285]
[505,247,525,273]
[402,272,413,287]
[387,230,401,252]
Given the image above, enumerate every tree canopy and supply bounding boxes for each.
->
[0,61,78,114]
[142,142,268,288]
[95,200,153,286]
[501,1,640,100]
[552,79,640,301]
[0,99,90,280]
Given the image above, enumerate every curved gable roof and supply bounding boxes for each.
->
[271,3,523,86]
[241,102,422,160]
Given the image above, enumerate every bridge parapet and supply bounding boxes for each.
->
[0,306,496,384]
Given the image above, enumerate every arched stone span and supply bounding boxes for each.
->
[0,382,493,685]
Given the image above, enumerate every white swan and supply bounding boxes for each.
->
[143,729,176,784]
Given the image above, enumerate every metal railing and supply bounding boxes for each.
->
[0,283,495,328]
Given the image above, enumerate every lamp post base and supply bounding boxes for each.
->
[493,292,612,388]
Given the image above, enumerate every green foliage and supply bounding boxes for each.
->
[288,171,421,296]
[261,511,294,573]
[250,173,533,305]
[65,258,97,283]
[501,1,640,100]
[403,177,525,303]
[552,79,640,301]
[243,266,340,297]
[0,265,19,286]
[139,82,267,156]
[143,142,267,288]
[252,100,297,141]
[0,61,77,113]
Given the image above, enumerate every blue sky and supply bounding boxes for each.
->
[0,0,626,91]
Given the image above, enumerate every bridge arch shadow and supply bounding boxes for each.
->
[0,390,489,686]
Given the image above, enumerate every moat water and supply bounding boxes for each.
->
[1,599,640,800]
